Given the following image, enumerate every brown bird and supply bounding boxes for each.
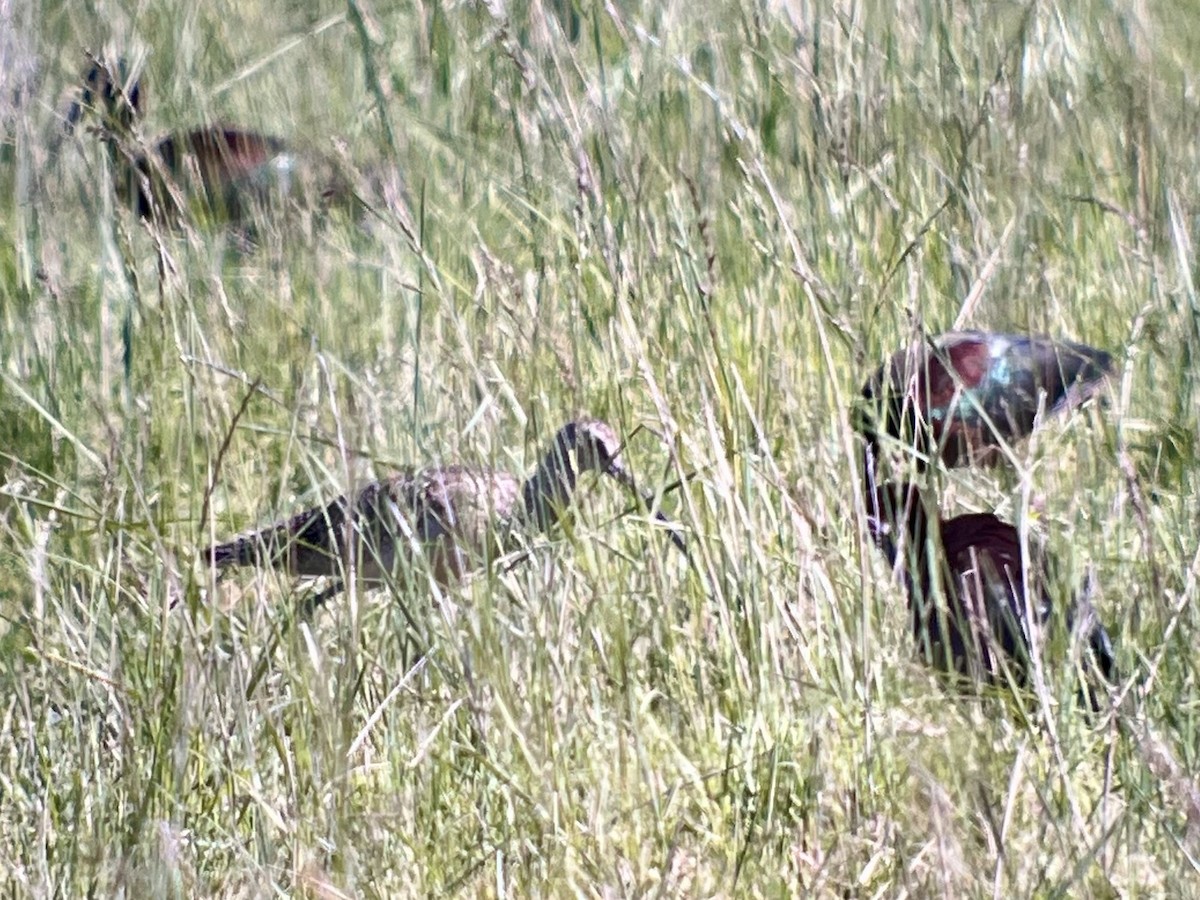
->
[64,56,351,229]
[859,331,1113,469]
[857,332,1117,703]
[867,481,1117,701]
[200,418,686,610]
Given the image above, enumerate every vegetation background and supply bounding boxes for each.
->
[1,0,1198,894]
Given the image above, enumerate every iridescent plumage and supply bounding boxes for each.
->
[860,332,1113,467]
[65,57,350,228]
[858,332,1118,703]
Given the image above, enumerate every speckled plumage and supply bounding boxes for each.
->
[860,332,1113,468]
[201,419,682,603]
[66,57,349,227]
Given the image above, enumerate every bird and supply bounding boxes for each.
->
[866,480,1117,703]
[64,56,352,229]
[858,332,1114,470]
[856,331,1118,704]
[200,418,687,610]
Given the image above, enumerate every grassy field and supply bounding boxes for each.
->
[2,0,1199,894]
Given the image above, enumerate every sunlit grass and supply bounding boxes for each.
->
[1,0,1198,894]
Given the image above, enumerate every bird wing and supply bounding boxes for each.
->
[146,127,296,222]
[379,467,522,581]
[160,128,289,183]
[932,333,1112,463]
[859,333,1111,467]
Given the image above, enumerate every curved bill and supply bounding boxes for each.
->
[604,462,689,555]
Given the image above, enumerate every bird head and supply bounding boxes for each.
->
[65,56,141,135]
[553,418,630,486]
[523,418,627,527]
[528,418,687,554]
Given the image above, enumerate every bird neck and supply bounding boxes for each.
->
[521,448,578,531]
[862,438,881,494]
[870,482,932,562]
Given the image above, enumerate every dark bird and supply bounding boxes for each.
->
[64,57,351,228]
[200,418,687,609]
[859,332,1113,469]
[867,481,1117,702]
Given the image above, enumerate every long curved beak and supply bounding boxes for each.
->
[606,462,689,555]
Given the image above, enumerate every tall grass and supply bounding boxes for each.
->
[2,0,1198,894]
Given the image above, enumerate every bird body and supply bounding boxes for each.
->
[858,331,1118,701]
[860,332,1113,467]
[207,465,524,587]
[201,419,685,604]
[117,127,298,224]
[869,482,1116,692]
[66,58,350,229]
